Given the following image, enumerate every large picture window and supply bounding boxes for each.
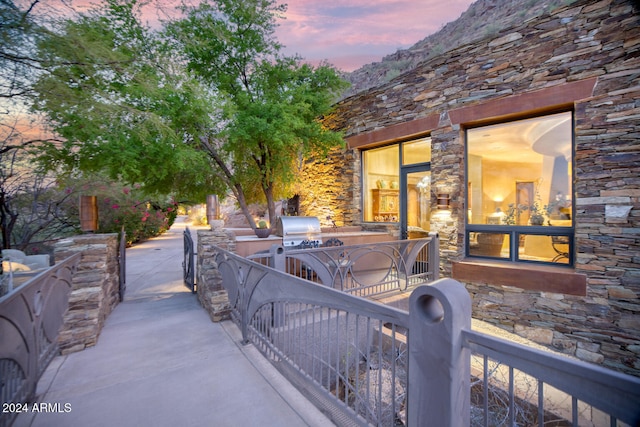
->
[466,112,574,265]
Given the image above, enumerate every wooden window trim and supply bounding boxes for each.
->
[346,114,439,149]
[345,78,597,150]
[452,259,587,296]
[448,77,597,126]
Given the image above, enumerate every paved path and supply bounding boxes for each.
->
[15,217,333,427]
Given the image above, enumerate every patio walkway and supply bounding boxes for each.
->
[14,217,333,427]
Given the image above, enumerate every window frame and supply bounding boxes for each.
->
[464,112,575,267]
[361,137,432,224]
[361,144,401,223]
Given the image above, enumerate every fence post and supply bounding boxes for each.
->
[183,227,195,292]
[269,244,286,272]
[408,278,470,426]
[428,232,440,281]
[269,245,286,327]
[118,229,126,301]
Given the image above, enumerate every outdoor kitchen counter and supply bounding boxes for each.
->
[233,230,392,257]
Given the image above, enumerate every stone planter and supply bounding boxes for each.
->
[254,228,271,238]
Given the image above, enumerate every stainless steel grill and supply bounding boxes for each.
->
[275,216,322,247]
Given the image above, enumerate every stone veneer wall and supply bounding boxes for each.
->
[299,147,404,237]
[296,147,360,227]
[301,0,640,375]
[196,222,235,322]
[53,234,120,354]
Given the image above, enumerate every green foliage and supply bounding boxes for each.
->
[30,0,348,229]
[165,0,348,225]
[31,0,223,202]
[71,178,178,245]
[0,0,46,101]
[31,172,180,245]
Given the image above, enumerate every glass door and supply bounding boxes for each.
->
[400,166,431,239]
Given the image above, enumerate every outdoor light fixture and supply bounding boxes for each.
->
[436,193,450,210]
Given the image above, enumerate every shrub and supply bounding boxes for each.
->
[92,183,177,245]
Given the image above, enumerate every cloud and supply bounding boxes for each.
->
[277,0,475,71]
[33,0,474,72]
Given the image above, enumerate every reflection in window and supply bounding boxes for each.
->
[467,112,572,226]
[402,137,431,165]
[521,234,570,264]
[466,112,574,264]
[469,232,510,259]
[363,146,399,222]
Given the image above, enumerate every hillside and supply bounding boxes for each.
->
[343,0,579,98]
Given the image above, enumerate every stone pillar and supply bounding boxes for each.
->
[53,233,119,354]
[197,222,236,322]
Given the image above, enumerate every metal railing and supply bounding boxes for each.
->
[211,242,640,427]
[215,246,410,426]
[0,253,81,427]
[464,331,640,426]
[247,235,439,297]
[183,227,195,293]
[408,283,640,427]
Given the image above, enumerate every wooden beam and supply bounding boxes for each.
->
[452,260,587,296]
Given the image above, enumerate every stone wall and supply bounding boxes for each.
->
[196,223,236,322]
[53,234,120,354]
[304,0,640,375]
[296,147,360,227]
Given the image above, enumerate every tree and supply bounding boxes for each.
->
[1,0,193,250]
[31,0,348,230]
[166,0,348,228]
[1,0,45,102]
[32,0,222,202]
[0,0,65,249]
[4,165,78,251]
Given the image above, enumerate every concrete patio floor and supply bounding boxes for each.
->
[13,217,333,427]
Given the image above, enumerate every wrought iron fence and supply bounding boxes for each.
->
[183,227,195,293]
[464,331,640,427]
[247,235,438,297]
[118,230,126,302]
[0,253,81,427]
[215,247,410,426]
[212,242,640,427]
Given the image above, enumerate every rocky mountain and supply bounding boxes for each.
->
[343,0,578,98]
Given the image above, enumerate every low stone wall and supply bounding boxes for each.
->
[196,224,236,322]
[53,234,120,354]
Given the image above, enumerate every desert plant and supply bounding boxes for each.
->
[96,186,177,244]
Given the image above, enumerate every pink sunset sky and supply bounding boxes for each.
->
[273,0,476,71]
[42,0,476,72]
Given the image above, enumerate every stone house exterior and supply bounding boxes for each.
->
[295,0,640,376]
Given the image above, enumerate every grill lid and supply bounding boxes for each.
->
[275,216,322,247]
